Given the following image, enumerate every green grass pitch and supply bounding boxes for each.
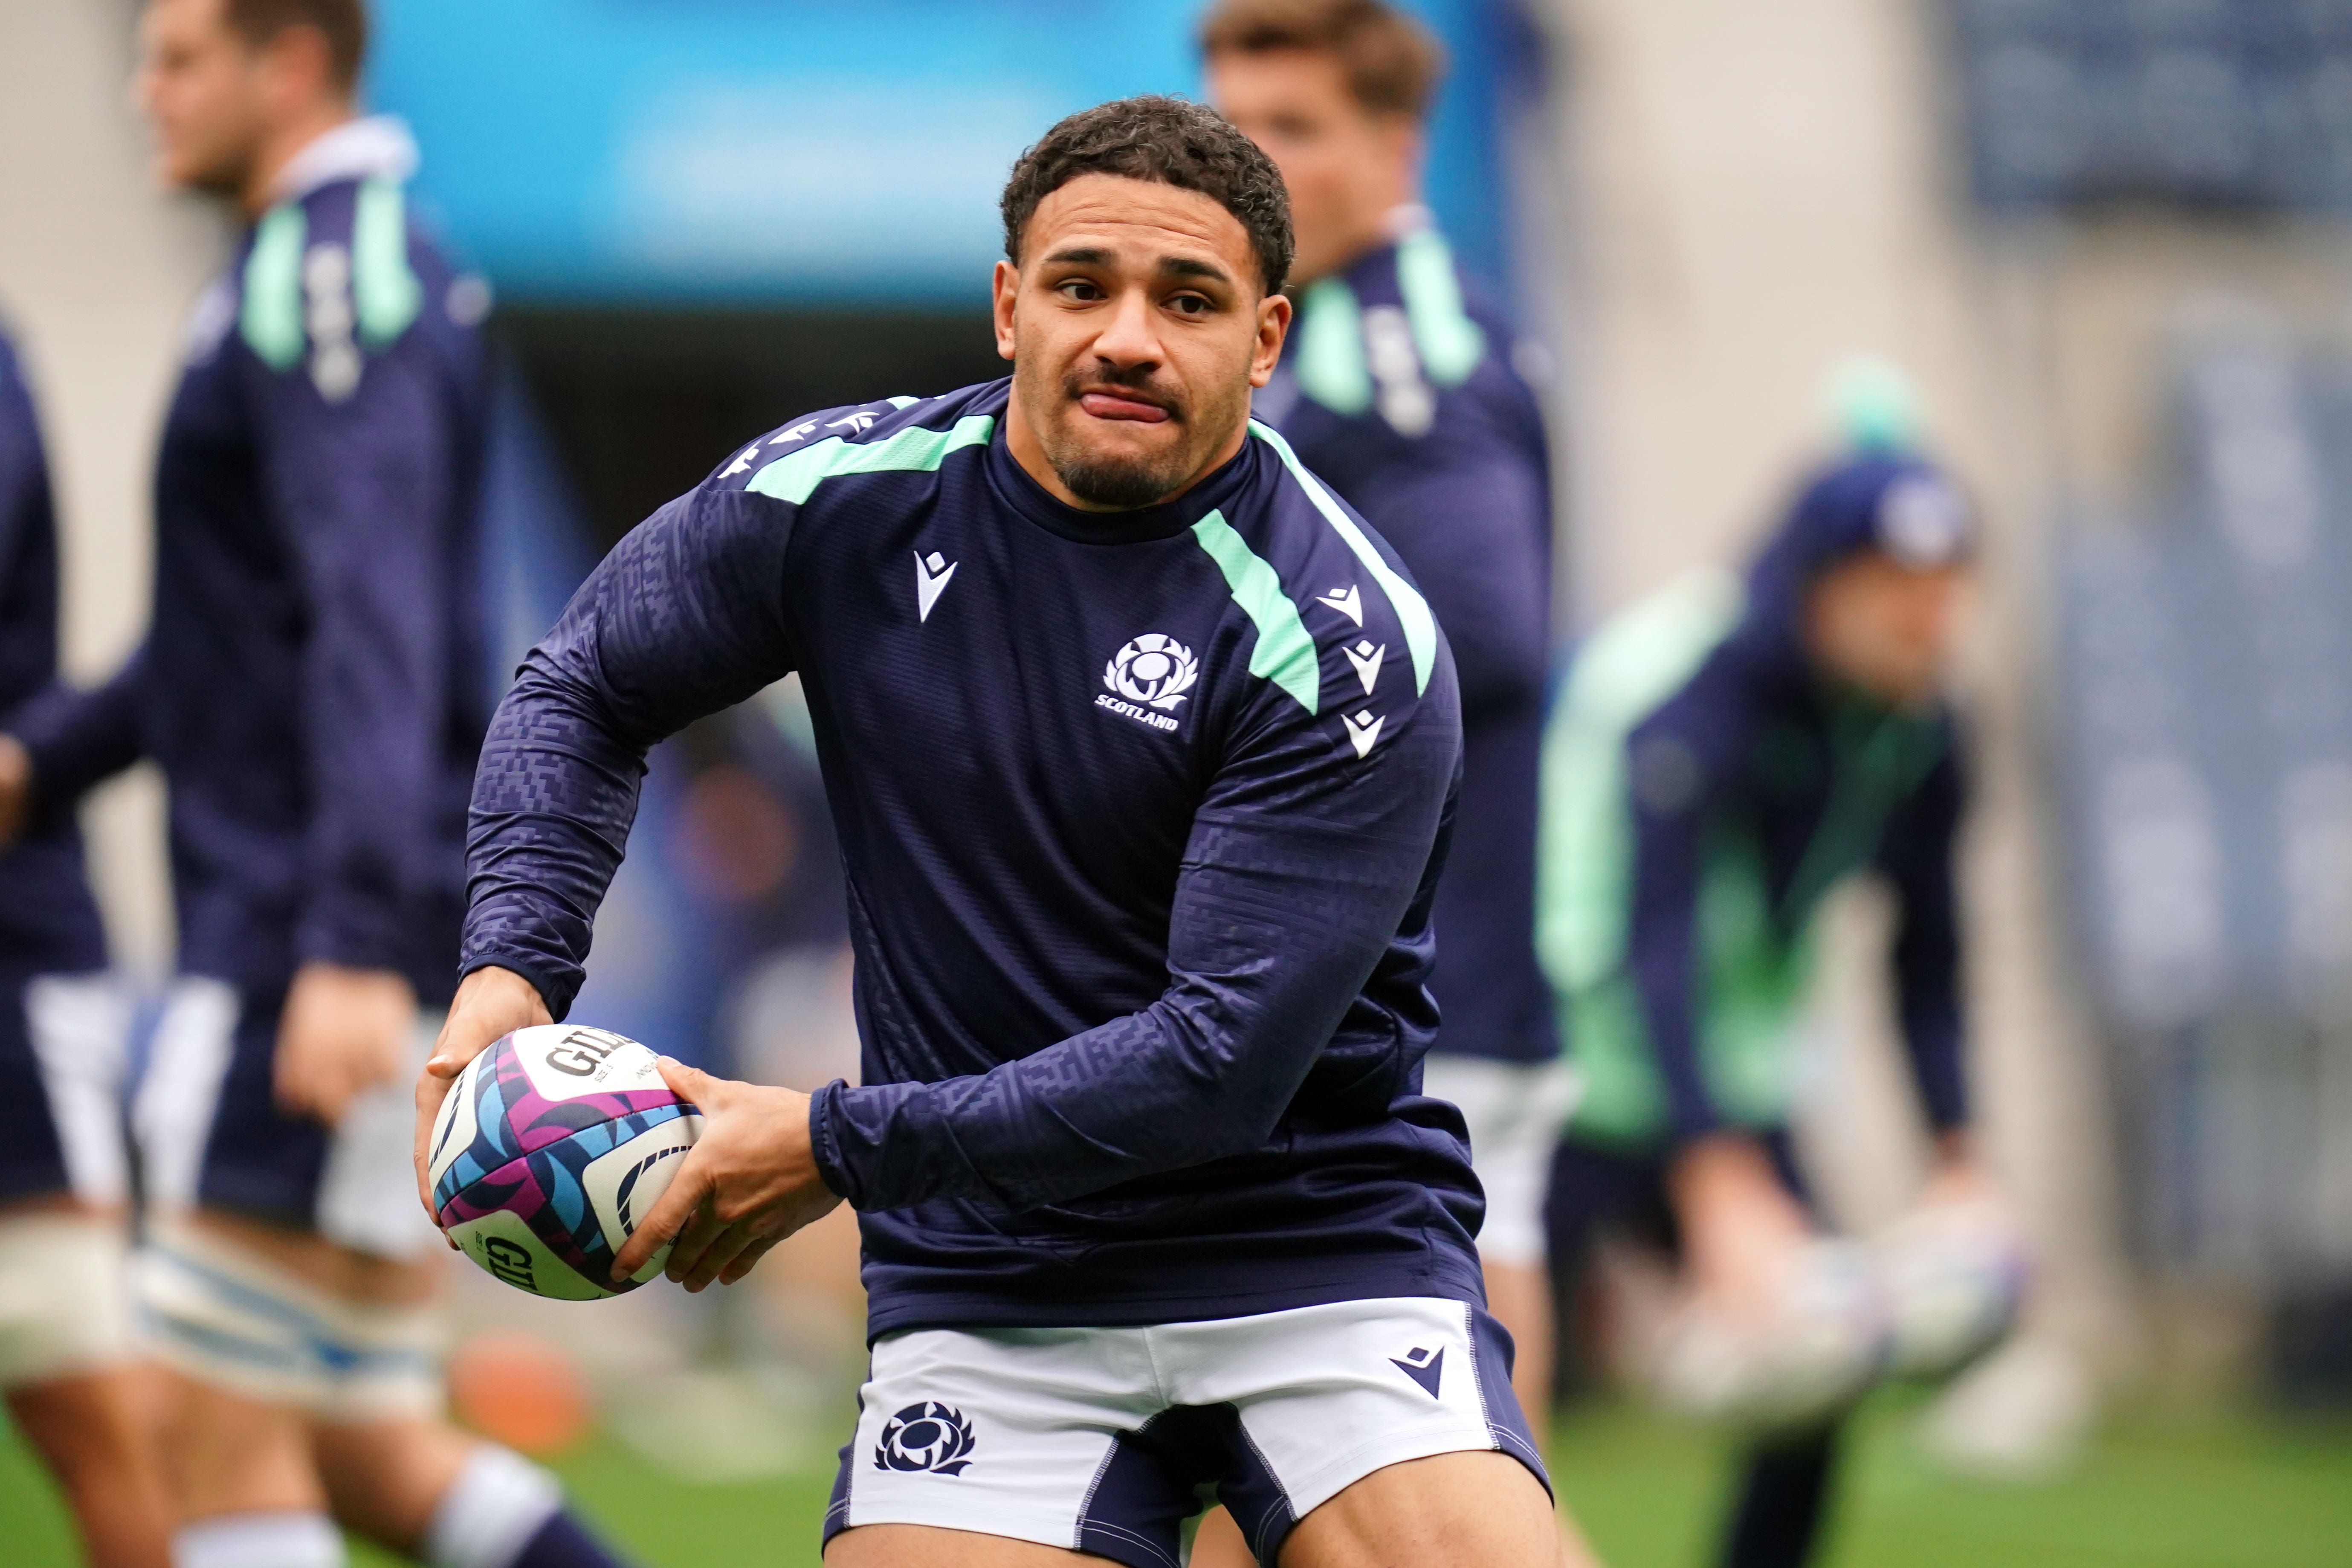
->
[3,1394,2346,1565]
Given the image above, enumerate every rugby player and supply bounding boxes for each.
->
[414,97,1583,1568]
[1539,451,1985,1567]
[2,4,631,1565]
[1204,0,1566,1438]
[0,331,170,1567]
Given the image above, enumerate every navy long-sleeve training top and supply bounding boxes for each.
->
[1539,456,1972,1151]
[12,125,491,1003]
[0,330,107,975]
[1258,219,1557,1064]
[462,380,1487,1335]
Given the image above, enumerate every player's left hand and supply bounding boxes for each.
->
[275,961,420,1125]
[611,1058,843,1292]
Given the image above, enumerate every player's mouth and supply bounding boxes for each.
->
[1075,388,1174,424]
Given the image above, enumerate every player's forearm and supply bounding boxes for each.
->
[6,658,147,812]
[814,855,1410,1213]
[459,655,652,1018]
[460,491,799,1014]
[812,997,1331,1213]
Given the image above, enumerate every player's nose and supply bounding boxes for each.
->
[1091,288,1163,372]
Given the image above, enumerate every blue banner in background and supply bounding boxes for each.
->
[369,0,1518,305]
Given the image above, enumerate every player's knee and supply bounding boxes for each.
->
[0,1209,134,1391]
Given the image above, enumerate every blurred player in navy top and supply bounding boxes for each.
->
[0,6,629,1568]
[0,331,171,1567]
[1206,0,1566,1439]
[415,97,1586,1568]
[1539,435,1992,1568]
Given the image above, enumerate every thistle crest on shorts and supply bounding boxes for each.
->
[875,1401,977,1475]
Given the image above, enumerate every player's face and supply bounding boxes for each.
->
[1208,49,1418,285]
[1802,552,1972,709]
[996,174,1289,511]
[135,0,272,198]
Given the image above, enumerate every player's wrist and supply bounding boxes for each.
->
[802,1079,853,1204]
[1671,1133,1808,1265]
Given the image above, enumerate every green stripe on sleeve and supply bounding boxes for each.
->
[352,178,424,348]
[1395,229,1486,388]
[747,415,996,505]
[1292,276,1373,414]
[1190,510,1321,716]
[239,204,307,370]
[1249,421,1438,695]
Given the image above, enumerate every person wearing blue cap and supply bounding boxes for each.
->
[1536,435,1987,1568]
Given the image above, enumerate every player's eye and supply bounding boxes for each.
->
[1167,293,1211,316]
[1057,279,1106,303]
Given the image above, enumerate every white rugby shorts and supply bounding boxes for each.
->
[1422,1054,1579,1267]
[824,1296,1547,1568]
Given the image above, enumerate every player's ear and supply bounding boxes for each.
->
[258,23,339,118]
[1248,290,1291,388]
[992,259,1020,363]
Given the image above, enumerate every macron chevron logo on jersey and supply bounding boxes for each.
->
[1343,710,1385,758]
[1344,640,1385,696]
[915,551,957,622]
[1317,585,1364,626]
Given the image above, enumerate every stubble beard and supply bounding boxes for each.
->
[1027,362,1248,511]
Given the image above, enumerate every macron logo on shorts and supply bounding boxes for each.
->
[1390,1345,1444,1398]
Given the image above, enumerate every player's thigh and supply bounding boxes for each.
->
[1190,1504,1252,1568]
[6,1366,152,1487]
[142,979,444,1263]
[1279,1450,1571,1568]
[152,1361,324,1515]
[310,1413,475,1551]
[825,1524,1127,1566]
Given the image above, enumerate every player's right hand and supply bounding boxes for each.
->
[1669,1133,1815,1326]
[0,734,33,848]
[414,965,551,1231]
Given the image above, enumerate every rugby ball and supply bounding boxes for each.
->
[1871,1198,2028,1382]
[1652,1239,1890,1435]
[427,1026,701,1299]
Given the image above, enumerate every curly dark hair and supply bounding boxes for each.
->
[1000,96,1293,297]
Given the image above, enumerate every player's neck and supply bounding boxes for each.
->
[237,101,360,220]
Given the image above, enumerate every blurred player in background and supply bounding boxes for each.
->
[0,4,631,1566]
[417,95,1581,1568]
[1205,0,1564,1437]
[0,333,171,1566]
[1538,448,1988,1567]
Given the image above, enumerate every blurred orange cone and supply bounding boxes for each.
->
[446,1330,594,1456]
